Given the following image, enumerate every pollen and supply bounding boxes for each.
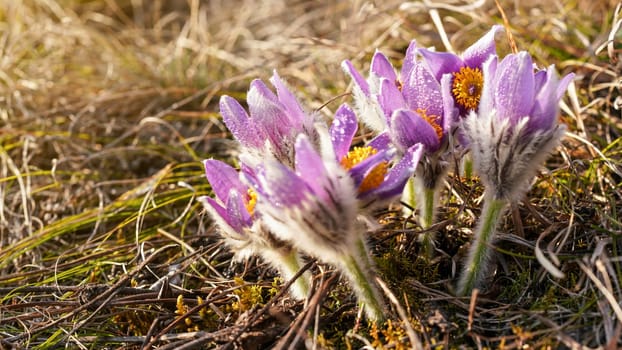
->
[452,66,483,110]
[340,146,388,193]
[245,188,257,216]
[416,108,443,140]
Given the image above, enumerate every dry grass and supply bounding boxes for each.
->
[0,0,621,349]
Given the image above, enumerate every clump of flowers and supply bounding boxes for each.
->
[243,103,423,320]
[199,24,575,323]
[456,51,574,295]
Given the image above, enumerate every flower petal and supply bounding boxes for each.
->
[204,159,246,202]
[364,143,423,199]
[257,160,311,207]
[403,60,443,117]
[493,52,535,125]
[368,132,392,151]
[377,77,407,123]
[370,51,397,82]
[270,70,305,129]
[247,79,294,145]
[418,49,463,81]
[342,59,370,96]
[401,40,418,83]
[199,195,245,234]
[294,134,330,202]
[330,104,358,161]
[461,25,503,68]
[220,95,264,148]
[390,109,440,152]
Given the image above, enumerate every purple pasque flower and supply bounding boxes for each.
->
[341,41,419,132]
[198,159,275,259]
[342,42,456,156]
[199,159,311,299]
[251,119,422,254]
[219,70,317,168]
[462,51,574,202]
[418,25,504,115]
[248,128,421,321]
[328,103,424,209]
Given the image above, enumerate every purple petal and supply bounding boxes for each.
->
[294,135,329,201]
[390,109,440,152]
[401,40,418,83]
[247,79,294,146]
[270,70,305,129]
[556,72,575,101]
[225,190,253,229]
[220,95,264,148]
[368,132,392,151]
[342,60,370,96]
[204,159,246,202]
[201,196,244,232]
[494,52,535,125]
[258,160,310,207]
[330,104,358,160]
[403,60,443,117]
[418,48,463,81]
[378,78,407,123]
[365,143,423,199]
[348,148,394,188]
[529,68,574,132]
[440,73,457,134]
[477,55,498,119]
[370,51,397,82]
[461,25,503,68]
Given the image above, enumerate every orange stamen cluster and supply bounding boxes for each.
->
[340,146,388,193]
[452,66,483,110]
[416,108,443,141]
[245,188,257,216]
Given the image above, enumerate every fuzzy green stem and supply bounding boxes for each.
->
[457,195,509,296]
[339,244,385,321]
[419,186,437,258]
[401,177,417,218]
[462,154,473,179]
[266,249,311,300]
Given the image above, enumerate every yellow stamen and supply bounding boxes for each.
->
[452,66,483,110]
[245,188,257,216]
[416,108,443,141]
[340,146,389,193]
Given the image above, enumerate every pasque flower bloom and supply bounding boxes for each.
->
[219,70,318,167]
[199,159,310,300]
[457,51,574,295]
[244,105,423,320]
[418,25,504,115]
[342,41,459,257]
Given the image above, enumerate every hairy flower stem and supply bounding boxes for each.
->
[457,194,509,296]
[339,240,385,321]
[265,249,311,300]
[419,186,437,259]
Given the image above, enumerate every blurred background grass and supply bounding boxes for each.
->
[0,0,621,348]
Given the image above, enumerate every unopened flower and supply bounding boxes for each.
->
[457,51,574,295]
[219,70,318,167]
[199,159,310,300]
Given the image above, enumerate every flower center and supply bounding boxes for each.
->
[452,66,483,110]
[416,108,443,141]
[245,188,257,216]
[340,146,388,193]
